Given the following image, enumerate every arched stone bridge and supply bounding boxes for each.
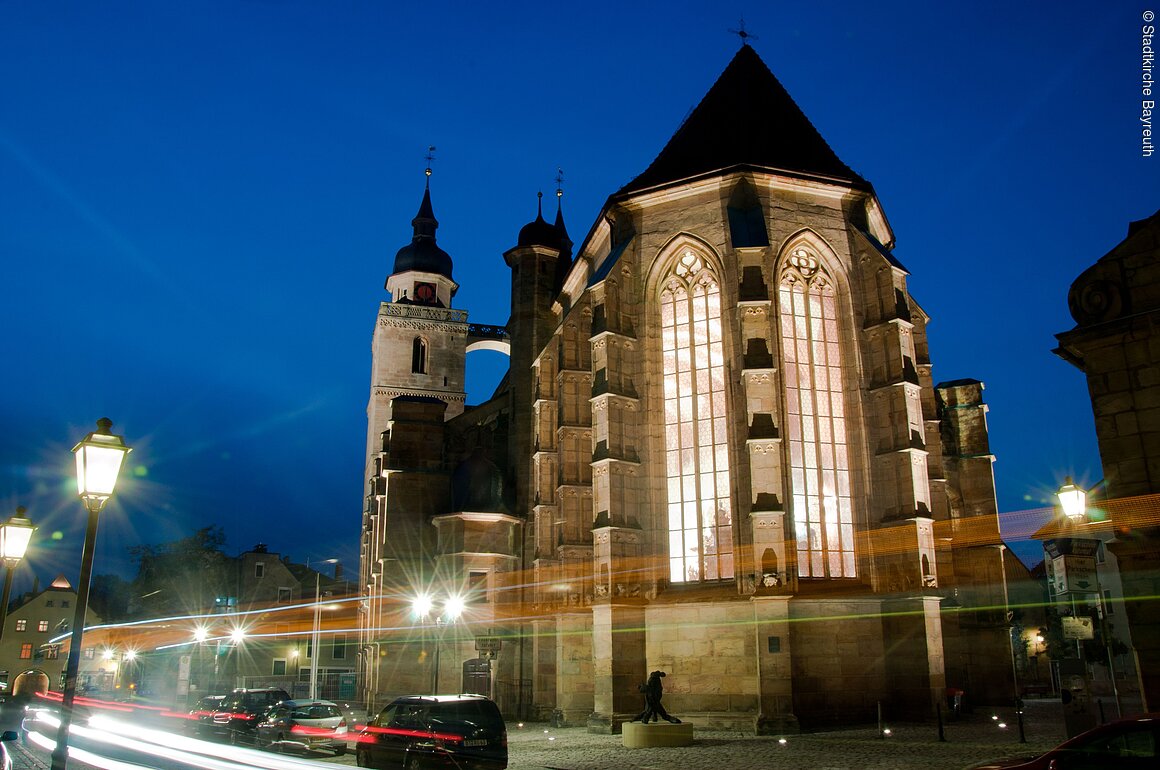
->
[467,323,510,355]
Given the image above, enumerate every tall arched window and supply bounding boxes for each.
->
[660,249,733,583]
[779,246,855,578]
[411,337,428,374]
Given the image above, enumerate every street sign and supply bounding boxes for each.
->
[1062,615,1094,640]
[475,636,502,654]
[1051,554,1097,594]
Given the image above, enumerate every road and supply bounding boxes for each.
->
[7,697,1073,770]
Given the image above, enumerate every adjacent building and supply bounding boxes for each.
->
[39,545,355,706]
[359,44,1017,731]
[0,575,96,698]
[1054,207,1160,711]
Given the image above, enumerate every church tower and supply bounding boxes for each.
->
[359,171,469,700]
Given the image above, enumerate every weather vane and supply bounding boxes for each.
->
[424,145,436,177]
[555,167,565,198]
[729,17,757,46]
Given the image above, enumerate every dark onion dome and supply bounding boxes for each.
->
[517,192,563,250]
[391,184,453,279]
[450,447,506,513]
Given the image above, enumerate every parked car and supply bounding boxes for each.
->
[968,713,1160,769]
[208,687,291,744]
[187,694,226,737]
[355,694,506,770]
[256,699,348,754]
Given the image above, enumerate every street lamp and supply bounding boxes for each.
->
[309,558,339,700]
[50,418,130,770]
[1056,476,1087,521]
[1053,477,1122,719]
[412,593,464,695]
[0,507,37,644]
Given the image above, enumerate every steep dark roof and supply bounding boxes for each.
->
[618,45,866,196]
[391,184,454,280]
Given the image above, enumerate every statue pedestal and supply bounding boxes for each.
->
[622,721,695,748]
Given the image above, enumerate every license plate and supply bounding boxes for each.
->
[463,739,488,747]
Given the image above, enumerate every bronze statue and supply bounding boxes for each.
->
[631,670,681,724]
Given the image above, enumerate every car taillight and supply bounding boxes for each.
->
[338,718,347,728]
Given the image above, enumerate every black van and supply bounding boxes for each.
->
[209,687,291,744]
[356,695,507,770]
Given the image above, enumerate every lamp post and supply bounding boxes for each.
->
[0,507,37,644]
[309,558,339,701]
[412,593,463,695]
[1054,477,1122,719]
[50,418,130,770]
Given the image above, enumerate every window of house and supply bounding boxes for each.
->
[15,620,26,632]
[45,645,59,660]
[332,634,346,660]
[779,247,855,578]
[84,648,95,659]
[660,249,734,583]
[255,562,265,579]
[412,337,428,374]
[37,620,48,632]
[278,587,293,603]
[19,644,32,660]
[468,571,488,603]
[45,600,54,607]
[62,600,69,608]
[272,659,287,676]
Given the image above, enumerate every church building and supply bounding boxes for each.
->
[358,44,1015,732]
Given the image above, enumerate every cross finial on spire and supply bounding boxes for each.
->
[728,16,758,46]
[555,167,565,199]
[424,145,436,178]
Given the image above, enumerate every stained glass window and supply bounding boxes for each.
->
[661,250,733,583]
[779,248,856,578]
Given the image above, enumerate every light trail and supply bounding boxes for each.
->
[23,708,343,770]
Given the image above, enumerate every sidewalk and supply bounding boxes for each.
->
[506,699,1071,770]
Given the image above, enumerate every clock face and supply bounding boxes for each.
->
[414,282,437,305]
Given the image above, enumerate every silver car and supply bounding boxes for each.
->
[256,699,349,754]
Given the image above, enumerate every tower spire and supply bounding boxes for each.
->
[424,145,436,188]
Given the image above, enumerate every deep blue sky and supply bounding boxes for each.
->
[1,1,1153,590]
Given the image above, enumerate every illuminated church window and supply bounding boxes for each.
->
[779,247,856,578]
[660,250,733,583]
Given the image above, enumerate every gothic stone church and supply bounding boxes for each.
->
[358,45,1015,732]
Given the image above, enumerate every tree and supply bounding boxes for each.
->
[88,574,133,623]
[127,526,235,618]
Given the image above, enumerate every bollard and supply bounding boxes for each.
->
[878,701,884,739]
[1017,707,1026,743]
[937,702,946,742]
[1097,699,1106,725]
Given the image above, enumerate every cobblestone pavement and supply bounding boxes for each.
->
[503,699,1068,770]
[10,699,1076,770]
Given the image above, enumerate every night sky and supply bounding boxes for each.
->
[1,2,1153,592]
